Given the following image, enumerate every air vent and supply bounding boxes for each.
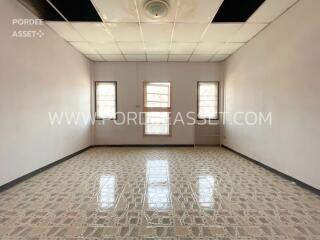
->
[144,0,170,19]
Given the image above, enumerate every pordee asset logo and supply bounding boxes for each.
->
[12,30,45,38]
[11,18,45,38]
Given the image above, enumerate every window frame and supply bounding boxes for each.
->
[197,81,219,121]
[143,81,172,136]
[95,81,117,120]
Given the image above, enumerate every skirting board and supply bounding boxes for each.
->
[0,146,92,192]
[222,145,320,195]
[93,144,221,147]
[93,144,195,147]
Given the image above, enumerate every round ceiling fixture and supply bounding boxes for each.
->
[144,0,170,19]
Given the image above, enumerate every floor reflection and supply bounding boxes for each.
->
[99,175,115,209]
[198,175,215,208]
[146,160,171,210]
[1,148,318,239]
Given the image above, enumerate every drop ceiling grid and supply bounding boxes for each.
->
[133,0,147,61]
[46,0,224,62]
[46,0,104,59]
[89,0,128,61]
[186,0,225,62]
[44,0,300,62]
[167,0,181,62]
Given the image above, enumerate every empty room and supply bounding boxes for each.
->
[1,0,320,239]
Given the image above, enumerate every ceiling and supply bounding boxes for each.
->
[23,0,299,62]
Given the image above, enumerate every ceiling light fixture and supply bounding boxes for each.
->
[144,0,170,19]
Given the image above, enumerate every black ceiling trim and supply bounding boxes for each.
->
[213,0,265,23]
[18,0,102,22]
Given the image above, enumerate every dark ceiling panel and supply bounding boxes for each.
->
[213,0,265,23]
[18,0,101,21]
[18,0,64,21]
[49,0,101,21]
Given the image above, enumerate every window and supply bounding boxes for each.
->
[95,82,117,120]
[197,82,219,120]
[144,82,171,135]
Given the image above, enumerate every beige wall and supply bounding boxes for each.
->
[93,62,222,145]
[0,0,92,186]
[222,0,320,189]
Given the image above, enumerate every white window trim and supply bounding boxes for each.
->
[197,81,219,120]
[95,81,117,120]
[143,82,172,136]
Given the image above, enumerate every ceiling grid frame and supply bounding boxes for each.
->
[41,0,301,62]
[89,0,128,61]
[188,0,224,62]
[133,0,148,62]
[167,0,181,62]
[46,0,107,60]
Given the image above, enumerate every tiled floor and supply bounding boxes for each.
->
[0,147,319,240]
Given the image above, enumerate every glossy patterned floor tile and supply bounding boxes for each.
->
[0,147,319,239]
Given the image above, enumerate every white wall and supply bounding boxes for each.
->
[93,62,222,145]
[0,0,92,186]
[222,0,320,189]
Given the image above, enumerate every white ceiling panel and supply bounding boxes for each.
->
[217,43,244,54]
[194,42,224,54]
[118,42,145,54]
[91,43,121,54]
[125,54,147,61]
[102,54,125,61]
[173,23,208,42]
[137,0,179,23]
[91,0,138,22]
[228,24,267,43]
[202,24,243,43]
[176,0,224,23]
[210,54,229,62]
[86,54,104,61]
[141,23,173,42]
[69,42,96,54]
[248,0,298,23]
[189,54,212,62]
[168,54,190,61]
[147,54,168,61]
[145,42,170,54]
[108,23,142,42]
[170,43,197,54]
[72,22,114,43]
[46,21,83,42]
